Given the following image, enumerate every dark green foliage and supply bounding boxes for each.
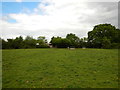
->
[0,38,2,49]
[102,37,111,49]
[1,36,49,49]
[1,36,24,49]
[7,39,15,49]
[23,36,36,48]
[88,24,120,48]
[50,37,71,48]
[36,36,49,48]
[50,34,87,48]
[60,38,71,48]
[2,39,8,49]
[13,36,24,49]
[66,33,80,48]
[50,36,62,47]
[111,43,120,49]
[79,37,88,48]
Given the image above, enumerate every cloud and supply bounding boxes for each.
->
[1,0,118,42]
[15,0,23,2]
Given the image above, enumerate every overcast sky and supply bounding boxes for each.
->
[1,0,118,42]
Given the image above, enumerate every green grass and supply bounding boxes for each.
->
[2,48,118,88]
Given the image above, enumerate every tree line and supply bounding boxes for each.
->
[0,23,120,49]
[1,36,49,49]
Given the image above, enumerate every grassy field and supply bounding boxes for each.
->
[2,48,118,88]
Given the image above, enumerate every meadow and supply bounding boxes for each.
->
[2,48,118,88]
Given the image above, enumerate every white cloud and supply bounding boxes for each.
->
[15,0,23,2]
[1,0,118,42]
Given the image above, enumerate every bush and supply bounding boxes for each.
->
[111,43,120,49]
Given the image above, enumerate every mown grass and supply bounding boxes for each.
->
[2,48,118,88]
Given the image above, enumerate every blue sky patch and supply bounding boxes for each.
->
[7,19,17,23]
[2,2,40,14]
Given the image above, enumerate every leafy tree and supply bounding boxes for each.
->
[13,36,24,49]
[66,33,80,48]
[24,36,36,48]
[102,37,111,49]
[50,37,62,47]
[112,29,120,43]
[7,39,15,49]
[60,38,71,48]
[88,24,120,48]
[36,36,49,48]
[0,38,2,49]
[50,37,71,48]
[79,37,88,48]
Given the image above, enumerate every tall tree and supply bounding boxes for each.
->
[79,37,88,48]
[50,37,62,47]
[24,36,36,48]
[88,24,120,48]
[2,39,8,49]
[66,33,80,48]
[13,36,24,49]
[50,36,71,48]
[0,38,2,49]
[36,36,49,48]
